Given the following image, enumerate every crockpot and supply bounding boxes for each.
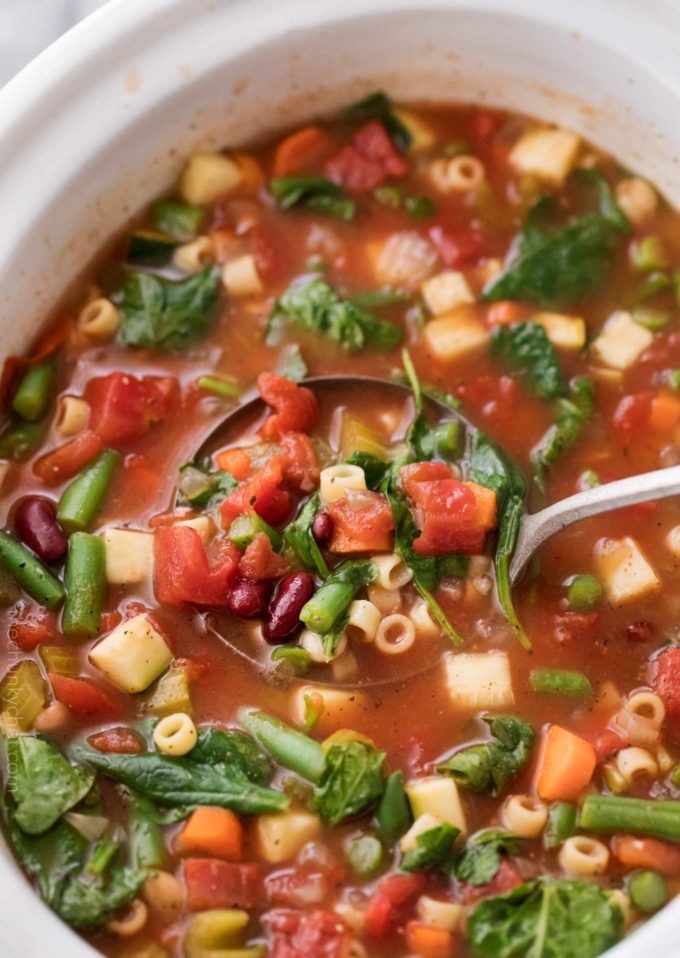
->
[1,0,680,954]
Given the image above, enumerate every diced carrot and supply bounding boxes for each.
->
[273,125,331,177]
[405,922,454,958]
[233,152,265,192]
[177,807,244,861]
[465,481,497,530]
[649,391,680,432]
[535,724,596,801]
[215,447,252,481]
[487,301,522,326]
[611,834,680,876]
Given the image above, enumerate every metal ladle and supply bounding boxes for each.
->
[193,375,680,586]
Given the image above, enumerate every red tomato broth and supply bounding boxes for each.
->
[0,99,679,958]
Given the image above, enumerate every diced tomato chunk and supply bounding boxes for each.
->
[279,432,320,492]
[184,858,263,910]
[613,392,654,434]
[265,867,343,908]
[586,727,628,764]
[611,834,680,876]
[553,611,598,644]
[459,859,523,905]
[239,532,291,581]
[265,909,351,958]
[429,224,489,268]
[49,674,117,716]
[364,872,427,938]
[400,462,490,556]
[220,457,293,529]
[325,120,407,192]
[651,646,680,729]
[86,372,177,445]
[87,727,143,754]
[8,610,56,651]
[327,491,395,554]
[153,526,240,607]
[258,373,319,440]
[33,429,103,485]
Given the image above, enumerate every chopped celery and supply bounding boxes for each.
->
[346,834,383,877]
[340,416,389,461]
[196,375,241,398]
[39,645,80,677]
[144,664,192,716]
[631,236,668,273]
[0,660,47,731]
[184,909,265,958]
[632,305,670,331]
[602,763,627,794]
[229,513,282,551]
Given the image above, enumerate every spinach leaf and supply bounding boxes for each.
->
[128,790,166,870]
[284,494,329,577]
[469,430,530,650]
[453,830,521,886]
[313,740,385,825]
[152,200,204,242]
[438,716,536,796]
[491,322,566,399]
[57,867,146,929]
[115,265,221,352]
[268,278,403,353]
[402,350,462,460]
[177,458,239,508]
[71,727,287,815]
[468,878,623,958]
[278,344,308,382]
[482,169,630,307]
[270,176,356,222]
[6,736,95,836]
[345,451,391,490]
[531,376,594,487]
[346,91,412,152]
[401,822,458,872]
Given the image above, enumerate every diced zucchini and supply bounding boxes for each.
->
[392,108,436,151]
[144,663,192,716]
[421,270,474,316]
[405,776,467,836]
[229,513,282,551]
[127,231,177,265]
[509,128,581,185]
[594,536,661,605]
[180,152,242,206]
[590,310,654,370]
[534,312,586,350]
[423,308,489,362]
[444,650,514,710]
[102,529,155,585]
[0,660,47,731]
[340,417,389,460]
[39,645,80,677]
[254,809,321,863]
[89,614,172,693]
[399,812,442,851]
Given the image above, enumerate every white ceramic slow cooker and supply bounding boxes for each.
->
[2,0,680,954]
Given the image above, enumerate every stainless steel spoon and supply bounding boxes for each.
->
[194,374,680,587]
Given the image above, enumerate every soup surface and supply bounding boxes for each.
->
[2,96,680,958]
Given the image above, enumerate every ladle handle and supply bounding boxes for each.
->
[509,464,680,585]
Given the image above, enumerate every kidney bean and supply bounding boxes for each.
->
[312,510,333,546]
[263,572,315,644]
[14,495,68,563]
[227,578,272,619]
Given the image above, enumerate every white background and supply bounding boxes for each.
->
[0,0,108,86]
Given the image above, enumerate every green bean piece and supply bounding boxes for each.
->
[11,362,55,422]
[346,834,383,877]
[62,532,106,637]
[530,669,593,698]
[0,531,64,609]
[270,647,311,676]
[0,418,46,460]
[628,870,668,912]
[376,771,412,843]
[544,802,577,848]
[580,795,680,842]
[238,708,325,783]
[566,574,602,611]
[300,560,376,635]
[57,448,120,533]
[130,792,167,870]
[196,375,241,398]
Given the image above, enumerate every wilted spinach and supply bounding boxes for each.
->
[438,716,535,796]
